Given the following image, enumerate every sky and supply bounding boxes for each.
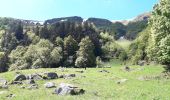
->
[0,0,159,21]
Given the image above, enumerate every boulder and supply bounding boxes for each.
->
[44,82,56,88]
[26,74,43,80]
[13,74,26,81]
[98,70,110,73]
[0,84,8,89]
[43,72,58,79]
[124,66,131,72]
[0,78,7,85]
[53,83,85,95]
[26,79,35,84]
[27,84,38,89]
[58,75,64,78]
[63,74,76,79]
[138,60,146,66]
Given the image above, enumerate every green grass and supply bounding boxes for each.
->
[0,60,170,100]
[116,39,132,50]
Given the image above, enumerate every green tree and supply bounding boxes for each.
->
[63,35,78,67]
[0,52,8,72]
[9,46,28,71]
[75,36,96,68]
[148,0,170,71]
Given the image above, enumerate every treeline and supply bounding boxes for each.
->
[0,20,126,72]
[128,0,170,71]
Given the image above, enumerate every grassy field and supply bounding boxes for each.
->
[116,39,132,50]
[0,60,170,100]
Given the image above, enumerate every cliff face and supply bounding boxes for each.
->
[44,16,83,24]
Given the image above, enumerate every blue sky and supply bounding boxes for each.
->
[0,0,159,21]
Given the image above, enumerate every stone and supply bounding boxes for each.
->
[0,84,8,89]
[75,71,84,73]
[98,70,110,73]
[63,74,76,79]
[58,75,64,78]
[6,94,15,98]
[124,66,131,72]
[13,74,26,81]
[11,81,23,85]
[26,79,35,84]
[53,83,85,95]
[44,82,56,88]
[116,79,128,84]
[27,84,38,89]
[26,74,43,80]
[0,78,7,85]
[44,72,58,79]
[138,60,146,66]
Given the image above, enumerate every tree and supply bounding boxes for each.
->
[0,31,18,52]
[75,36,96,68]
[15,21,24,41]
[9,46,28,71]
[64,35,78,56]
[148,0,170,71]
[63,35,78,67]
[0,52,8,72]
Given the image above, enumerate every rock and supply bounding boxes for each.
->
[98,70,110,73]
[58,75,64,78]
[116,79,128,84]
[0,84,8,89]
[6,94,15,98]
[75,71,84,73]
[0,78,7,85]
[13,74,26,81]
[63,74,76,79]
[53,83,85,95]
[124,66,131,72]
[26,74,43,80]
[26,79,35,84]
[27,84,38,89]
[44,72,58,79]
[138,60,146,66]
[11,81,23,85]
[44,82,56,88]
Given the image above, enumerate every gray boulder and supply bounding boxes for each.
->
[44,72,58,79]
[27,84,38,89]
[26,74,43,80]
[0,78,7,85]
[44,82,56,88]
[54,83,85,95]
[26,79,35,84]
[13,74,26,81]
[63,74,76,79]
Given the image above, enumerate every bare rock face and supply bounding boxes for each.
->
[53,83,85,95]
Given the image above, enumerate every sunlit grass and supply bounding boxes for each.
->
[0,60,170,100]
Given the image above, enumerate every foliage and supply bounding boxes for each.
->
[75,37,95,68]
[148,0,170,71]
[128,26,150,64]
